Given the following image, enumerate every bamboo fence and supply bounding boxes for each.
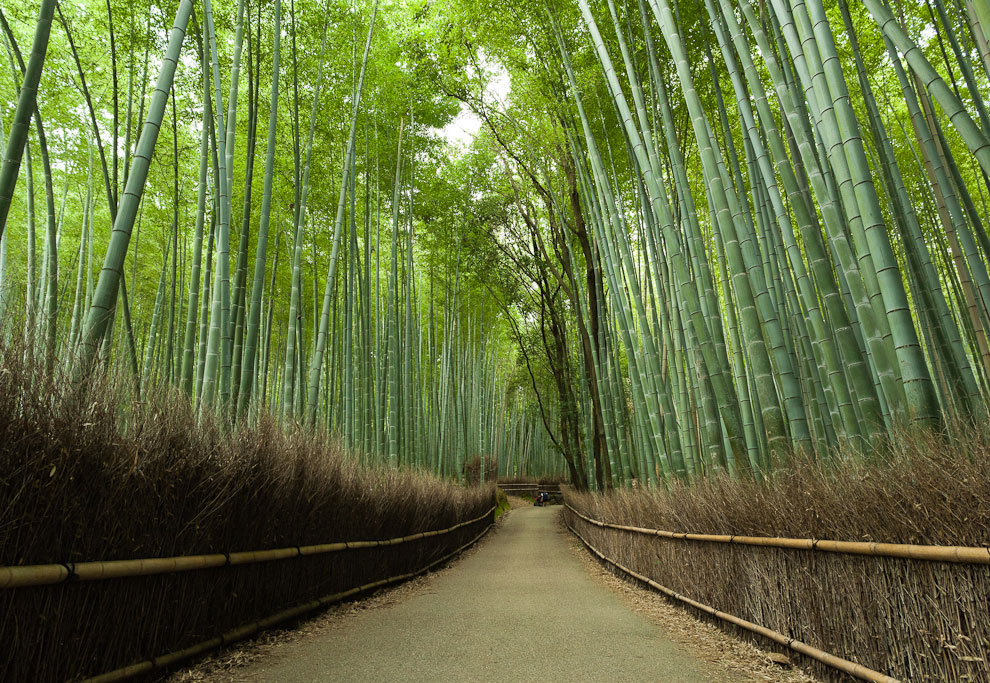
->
[82,522,494,682]
[565,517,900,683]
[565,504,990,564]
[498,483,563,496]
[0,505,496,589]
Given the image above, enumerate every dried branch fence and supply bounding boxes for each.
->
[564,492,990,682]
[1,505,495,588]
[82,517,494,683]
[0,347,500,682]
[1,500,494,682]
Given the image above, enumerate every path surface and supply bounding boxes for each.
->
[235,506,719,682]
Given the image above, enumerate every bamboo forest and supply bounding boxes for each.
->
[2,0,990,680]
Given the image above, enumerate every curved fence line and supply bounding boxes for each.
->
[565,504,990,564]
[0,505,496,589]
[82,522,494,683]
[566,518,899,683]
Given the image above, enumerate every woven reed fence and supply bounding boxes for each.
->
[563,491,990,682]
[0,347,500,682]
[1,501,494,683]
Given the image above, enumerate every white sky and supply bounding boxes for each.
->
[438,59,511,152]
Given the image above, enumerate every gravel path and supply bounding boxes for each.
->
[232,505,718,682]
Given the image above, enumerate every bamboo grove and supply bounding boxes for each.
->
[0,0,563,482]
[1,0,988,489]
[542,0,990,484]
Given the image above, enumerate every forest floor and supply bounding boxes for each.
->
[171,503,818,683]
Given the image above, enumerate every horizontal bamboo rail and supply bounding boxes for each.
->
[498,484,562,496]
[565,504,990,564]
[566,518,900,683]
[82,522,494,683]
[0,505,496,589]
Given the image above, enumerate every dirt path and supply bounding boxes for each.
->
[208,506,800,683]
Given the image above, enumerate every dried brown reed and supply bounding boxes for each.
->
[0,338,493,682]
[565,439,990,682]
[463,454,498,485]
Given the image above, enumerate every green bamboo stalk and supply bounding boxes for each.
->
[864,0,990,180]
[0,0,55,239]
[238,0,283,416]
[201,0,232,409]
[77,0,194,376]
[304,1,379,426]
[181,43,213,396]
